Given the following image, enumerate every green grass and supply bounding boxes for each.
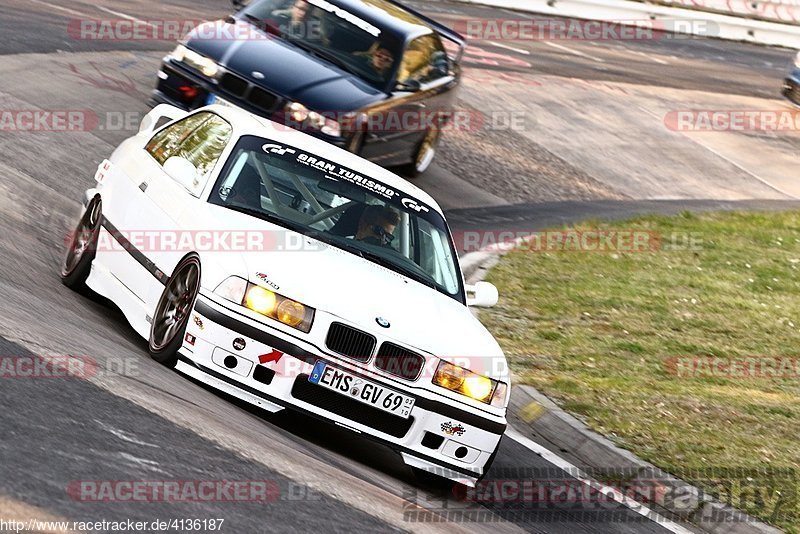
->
[480,211,800,531]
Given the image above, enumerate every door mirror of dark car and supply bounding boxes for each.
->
[395,79,422,93]
[164,157,200,193]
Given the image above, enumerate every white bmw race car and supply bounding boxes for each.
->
[61,103,509,485]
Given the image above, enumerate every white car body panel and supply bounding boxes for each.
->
[76,104,509,485]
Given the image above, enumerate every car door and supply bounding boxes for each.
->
[361,34,457,166]
[125,111,233,312]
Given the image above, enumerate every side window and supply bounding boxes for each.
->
[145,112,233,196]
[398,34,449,85]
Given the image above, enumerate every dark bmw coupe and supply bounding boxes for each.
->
[149,0,465,176]
[782,51,800,107]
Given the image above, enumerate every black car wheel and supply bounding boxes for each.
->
[61,196,102,290]
[149,255,201,367]
[402,128,440,178]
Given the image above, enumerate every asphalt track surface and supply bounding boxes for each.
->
[1,0,798,532]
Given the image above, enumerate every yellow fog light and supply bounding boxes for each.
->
[276,299,305,328]
[245,285,277,315]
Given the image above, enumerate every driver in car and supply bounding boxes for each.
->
[355,205,399,247]
[353,46,394,81]
[271,0,330,43]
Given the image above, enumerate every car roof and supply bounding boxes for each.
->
[207,104,444,215]
[317,0,433,41]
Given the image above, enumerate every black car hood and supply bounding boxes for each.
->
[187,20,386,111]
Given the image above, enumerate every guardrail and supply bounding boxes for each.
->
[652,0,800,25]
[456,0,800,48]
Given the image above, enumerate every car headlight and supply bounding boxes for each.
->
[284,102,342,137]
[795,51,800,68]
[171,44,219,78]
[433,360,507,406]
[214,276,315,332]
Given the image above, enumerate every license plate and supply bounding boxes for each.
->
[206,93,234,108]
[308,361,415,418]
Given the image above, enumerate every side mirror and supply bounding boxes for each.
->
[465,281,499,308]
[163,157,200,192]
[395,79,422,93]
[232,0,249,10]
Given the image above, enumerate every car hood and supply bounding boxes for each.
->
[187,20,385,111]
[196,209,505,375]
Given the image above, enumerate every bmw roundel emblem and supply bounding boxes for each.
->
[252,71,265,80]
[376,317,390,328]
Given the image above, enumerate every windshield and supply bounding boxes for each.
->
[209,135,464,302]
[240,0,401,88]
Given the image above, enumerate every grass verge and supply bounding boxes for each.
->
[480,210,800,531]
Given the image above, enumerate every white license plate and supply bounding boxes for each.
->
[206,93,235,108]
[308,361,415,418]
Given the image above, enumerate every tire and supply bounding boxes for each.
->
[61,195,102,290]
[346,129,366,155]
[148,254,201,367]
[401,128,440,178]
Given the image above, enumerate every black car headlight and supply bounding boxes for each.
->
[285,102,342,137]
[171,44,219,78]
[214,276,315,333]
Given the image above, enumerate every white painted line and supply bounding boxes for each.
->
[505,427,696,534]
[542,41,606,62]
[638,106,800,200]
[96,5,157,28]
[487,42,532,55]
[629,49,670,65]
[28,0,96,18]
[682,138,799,200]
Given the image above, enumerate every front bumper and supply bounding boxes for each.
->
[178,295,507,485]
[149,59,348,149]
